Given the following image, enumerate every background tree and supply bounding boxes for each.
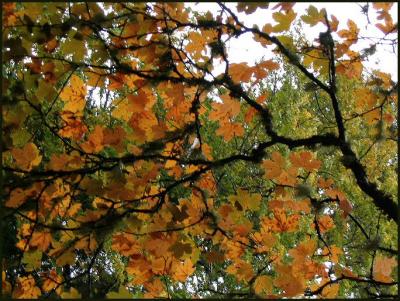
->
[1,2,398,299]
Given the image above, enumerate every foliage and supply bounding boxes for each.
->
[1,2,398,299]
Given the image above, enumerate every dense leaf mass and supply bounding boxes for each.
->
[2,2,398,299]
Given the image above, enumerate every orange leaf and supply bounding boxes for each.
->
[226,259,254,282]
[172,258,195,282]
[209,94,241,121]
[373,255,397,283]
[254,275,272,295]
[262,151,285,179]
[80,125,104,153]
[289,151,321,172]
[13,276,41,299]
[216,121,244,141]
[30,231,52,251]
[317,215,335,233]
[11,143,42,171]
[321,283,339,298]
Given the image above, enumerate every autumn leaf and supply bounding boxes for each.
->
[262,209,300,233]
[226,259,254,282]
[290,151,321,172]
[228,188,262,211]
[373,255,397,283]
[60,75,87,113]
[216,121,244,141]
[30,230,52,252]
[11,142,42,171]
[316,215,335,233]
[301,5,326,26]
[172,258,195,282]
[58,111,88,140]
[80,125,104,153]
[112,232,141,257]
[272,9,297,32]
[321,283,339,298]
[237,3,269,14]
[209,94,241,121]
[12,275,41,299]
[2,2,398,299]
[42,269,62,294]
[273,261,305,297]
[253,275,273,295]
[262,151,285,179]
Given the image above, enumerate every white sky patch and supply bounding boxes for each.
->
[187,2,398,81]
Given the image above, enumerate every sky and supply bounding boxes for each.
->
[187,2,398,81]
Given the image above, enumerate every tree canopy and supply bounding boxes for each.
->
[1,2,398,299]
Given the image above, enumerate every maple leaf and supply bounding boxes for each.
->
[273,261,305,297]
[144,278,165,298]
[301,5,326,26]
[60,75,87,113]
[272,9,297,32]
[30,230,52,252]
[262,151,286,179]
[316,215,335,233]
[42,269,62,294]
[226,259,254,282]
[80,125,104,153]
[209,94,241,121]
[11,142,42,171]
[373,255,397,283]
[5,183,44,208]
[58,111,88,140]
[288,238,317,261]
[13,275,41,299]
[228,189,262,211]
[216,121,244,141]
[262,209,300,233]
[112,232,141,257]
[74,234,98,252]
[254,275,273,295]
[289,151,321,172]
[229,62,254,83]
[172,258,195,282]
[321,283,339,298]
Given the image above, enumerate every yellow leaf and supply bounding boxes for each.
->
[61,287,81,299]
[229,189,261,211]
[272,9,297,32]
[301,5,326,26]
[60,75,87,113]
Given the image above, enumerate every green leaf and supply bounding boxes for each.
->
[22,249,42,271]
